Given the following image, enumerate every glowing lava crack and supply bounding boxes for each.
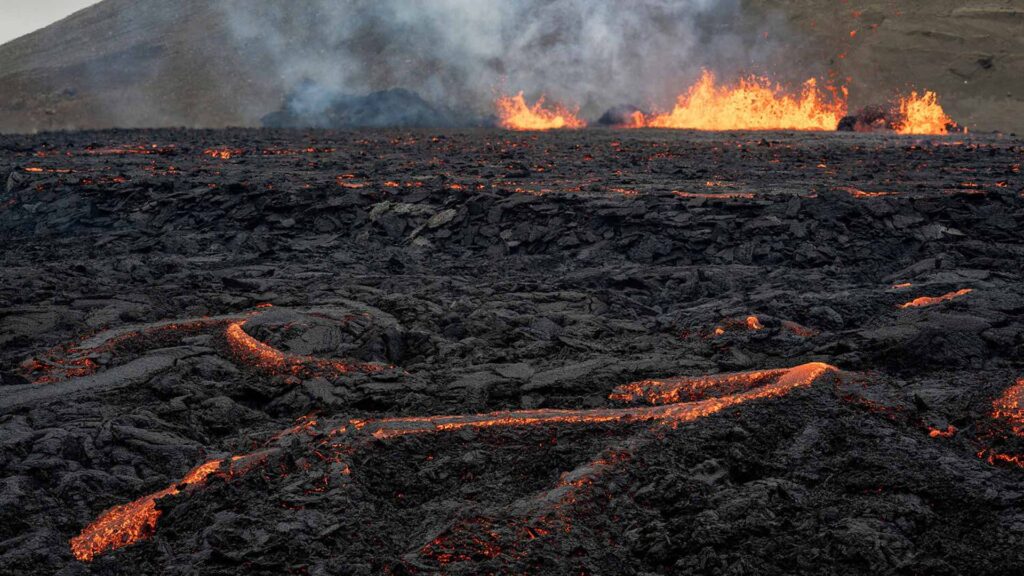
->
[70,362,837,561]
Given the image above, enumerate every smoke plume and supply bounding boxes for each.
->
[218,0,793,125]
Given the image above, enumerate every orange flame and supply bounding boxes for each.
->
[896,91,957,135]
[634,70,846,131]
[496,92,586,131]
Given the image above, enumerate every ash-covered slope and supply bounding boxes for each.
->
[0,0,279,133]
[0,0,1022,133]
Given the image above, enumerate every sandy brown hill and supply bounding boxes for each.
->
[754,0,1024,133]
[0,0,1021,133]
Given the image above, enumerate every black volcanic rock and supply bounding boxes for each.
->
[0,128,1023,575]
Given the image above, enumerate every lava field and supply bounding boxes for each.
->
[1,128,1023,575]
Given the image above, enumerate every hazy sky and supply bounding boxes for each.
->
[0,0,100,45]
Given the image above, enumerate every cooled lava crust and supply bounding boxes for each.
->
[1,128,1024,575]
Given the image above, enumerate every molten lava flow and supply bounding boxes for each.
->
[895,91,957,135]
[608,368,789,405]
[977,378,1024,470]
[898,288,973,309]
[495,92,586,131]
[633,71,846,131]
[837,186,898,198]
[746,316,764,330]
[72,363,836,562]
[348,363,835,440]
[225,320,389,377]
[22,320,229,384]
[928,425,957,438]
[24,166,74,174]
[70,459,223,561]
[992,379,1024,436]
[203,148,244,160]
[673,190,756,200]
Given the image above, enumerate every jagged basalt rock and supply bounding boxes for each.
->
[0,128,1023,574]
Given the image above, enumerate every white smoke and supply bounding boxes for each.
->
[218,0,793,121]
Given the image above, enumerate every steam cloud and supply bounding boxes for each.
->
[218,0,793,125]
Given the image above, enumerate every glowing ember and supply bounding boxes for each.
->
[608,368,789,405]
[898,288,973,309]
[495,92,586,131]
[746,316,764,330]
[632,70,846,131]
[225,320,389,377]
[896,91,958,135]
[892,283,913,290]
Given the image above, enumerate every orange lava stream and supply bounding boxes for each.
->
[633,71,846,131]
[673,191,756,200]
[495,92,586,131]
[70,459,223,561]
[347,363,835,440]
[836,186,899,198]
[608,368,789,405]
[992,378,1024,437]
[898,288,973,309]
[70,363,835,561]
[978,379,1024,469]
[224,320,389,377]
[896,91,958,135]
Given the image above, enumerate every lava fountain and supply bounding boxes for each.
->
[630,70,847,131]
[495,92,587,131]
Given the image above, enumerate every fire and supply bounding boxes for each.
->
[898,288,973,309]
[495,92,586,131]
[632,70,846,131]
[896,91,957,135]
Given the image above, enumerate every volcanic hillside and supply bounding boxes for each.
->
[0,0,1021,133]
